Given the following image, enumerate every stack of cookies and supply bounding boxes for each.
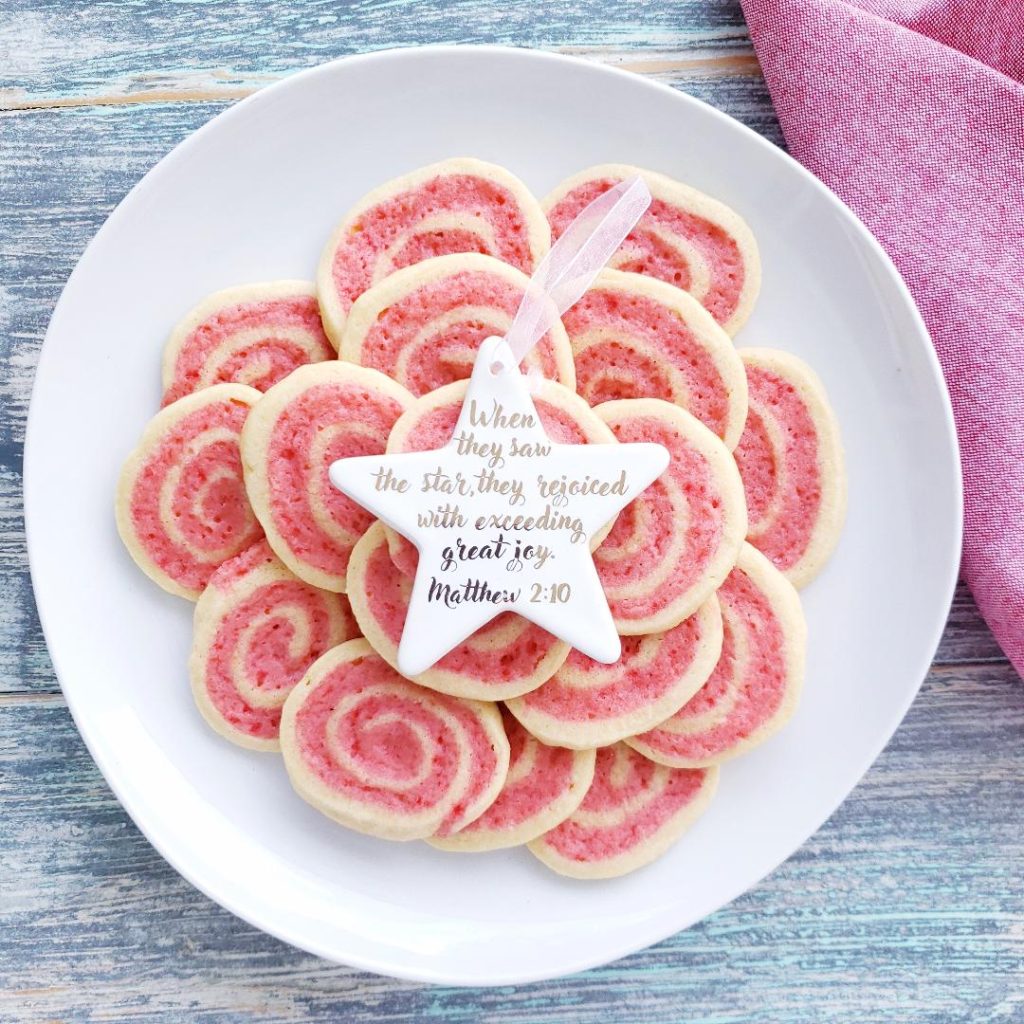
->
[116,159,845,879]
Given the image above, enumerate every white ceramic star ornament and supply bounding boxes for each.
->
[330,178,669,676]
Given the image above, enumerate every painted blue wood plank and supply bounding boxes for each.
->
[1,0,755,100]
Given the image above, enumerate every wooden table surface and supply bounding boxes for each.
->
[2,2,1022,1020]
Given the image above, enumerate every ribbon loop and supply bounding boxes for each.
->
[504,176,651,365]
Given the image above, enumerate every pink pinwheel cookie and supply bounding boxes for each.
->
[116,383,264,599]
[430,709,596,852]
[529,743,718,879]
[545,164,760,336]
[593,398,747,634]
[318,158,550,344]
[734,348,846,587]
[381,376,618,576]
[280,639,509,840]
[347,523,570,700]
[240,362,413,592]
[629,544,805,767]
[564,269,748,448]
[506,596,723,749]
[339,253,575,396]
[190,540,359,751]
[161,281,334,406]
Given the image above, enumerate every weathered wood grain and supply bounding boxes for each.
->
[2,662,1021,1023]
[1,0,1021,1019]
[0,0,755,105]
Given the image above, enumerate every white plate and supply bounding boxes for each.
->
[25,45,962,985]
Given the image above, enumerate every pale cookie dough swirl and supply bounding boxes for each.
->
[382,377,617,576]
[340,253,575,395]
[161,281,334,406]
[733,348,846,588]
[528,742,718,879]
[429,708,596,852]
[593,398,747,634]
[240,362,413,592]
[628,544,806,767]
[347,523,571,701]
[317,158,550,344]
[506,595,723,749]
[280,639,509,840]
[190,540,359,751]
[563,269,748,448]
[544,164,761,336]
[116,383,264,600]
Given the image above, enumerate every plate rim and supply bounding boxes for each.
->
[23,43,964,985]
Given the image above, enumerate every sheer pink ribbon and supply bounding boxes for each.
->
[504,176,651,365]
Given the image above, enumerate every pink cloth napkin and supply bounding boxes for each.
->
[740,0,1024,676]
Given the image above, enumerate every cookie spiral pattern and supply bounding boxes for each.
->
[564,269,748,448]
[529,743,718,879]
[240,362,413,592]
[430,709,596,852]
[340,253,575,396]
[280,639,510,840]
[545,164,760,336]
[190,540,359,750]
[161,281,334,406]
[629,544,806,767]
[734,348,846,587]
[116,383,264,599]
[111,158,831,872]
[506,595,723,749]
[318,158,550,344]
[347,523,571,700]
[593,399,747,634]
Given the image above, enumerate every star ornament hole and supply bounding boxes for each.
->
[329,336,669,677]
